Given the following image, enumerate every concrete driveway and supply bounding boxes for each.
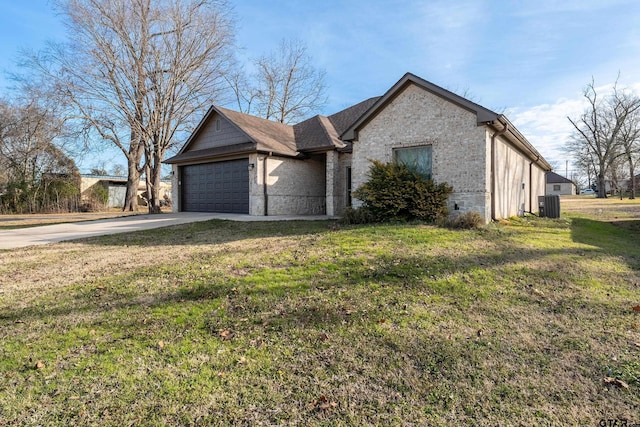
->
[0,212,332,250]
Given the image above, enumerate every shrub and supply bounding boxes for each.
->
[444,211,484,229]
[341,206,375,225]
[351,160,453,223]
[81,184,109,212]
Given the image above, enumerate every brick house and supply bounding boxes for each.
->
[165,73,551,223]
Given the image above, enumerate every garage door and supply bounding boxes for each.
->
[181,159,249,213]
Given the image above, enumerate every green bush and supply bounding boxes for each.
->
[351,160,453,223]
[81,183,109,212]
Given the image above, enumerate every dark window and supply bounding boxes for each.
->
[553,184,561,191]
[393,145,432,179]
[346,167,352,207]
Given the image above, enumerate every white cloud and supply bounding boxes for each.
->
[511,81,640,169]
[510,97,587,166]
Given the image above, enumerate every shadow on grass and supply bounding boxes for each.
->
[570,217,640,270]
[4,217,640,424]
[610,218,640,233]
[77,219,335,247]
[5,214,639,329]
[0,240,610,329]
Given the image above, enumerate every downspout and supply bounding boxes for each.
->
[529,160,533,214]
[490,121,508,221]
[263,152,272,216]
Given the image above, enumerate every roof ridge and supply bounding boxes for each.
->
[317,115,343,149]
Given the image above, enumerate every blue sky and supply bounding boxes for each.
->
[1,0,639,174]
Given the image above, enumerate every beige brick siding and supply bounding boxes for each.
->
[326,151,352,216]
[352,83,489,219]
[251,154,326,215]
[171,165,179,212]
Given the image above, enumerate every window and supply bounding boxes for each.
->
[215,119,221,132]
[553,184,561,191]
[346,167,352,207]
[393,145,432,180]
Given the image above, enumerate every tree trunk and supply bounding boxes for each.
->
[147,148,163,214]
[123,156,140,211]
[597,173,607,198]
[630,171,636,200]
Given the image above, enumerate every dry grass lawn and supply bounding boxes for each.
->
[0,196,639,425]
[0,210,141,230]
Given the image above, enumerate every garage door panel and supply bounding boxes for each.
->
[181,159,249,213]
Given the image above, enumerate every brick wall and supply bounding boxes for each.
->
[351,83,490,220]
[251,154,326,215]
[326,151,352,216]
[171,165,179,212]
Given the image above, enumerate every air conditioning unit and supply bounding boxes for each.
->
[538,195,560,218]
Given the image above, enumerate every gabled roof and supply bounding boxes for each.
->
[293,115,342,152]
[329,97,380,136]
[340,73,551,171]
[165,106,299,164]
[166,72,551,171]
[217,106,298,156]
[546,171,574,184]
[167,97,382,163]
[341,73,499,141]
[292,97,381,152]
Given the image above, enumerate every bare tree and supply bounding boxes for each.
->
[225,69,258,115]
[567,78,640,198]
[0,98,78,213]
[111,163,126,176]
[231,39,327,124]
[608,154,628,199]
[566,141,597,191]
[22,0,235,212]
[617,96,640,199]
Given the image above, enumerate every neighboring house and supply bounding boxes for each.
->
[81,175,128,208]
[80,175,172,208]
[625,173,640,192]
[546,171,576,195]
[165,73,551,223]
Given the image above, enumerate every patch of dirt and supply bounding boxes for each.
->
[561,197,640,227]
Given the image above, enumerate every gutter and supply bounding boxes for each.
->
[496,115,552,171]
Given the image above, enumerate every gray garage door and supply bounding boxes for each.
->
[181,159,249,213]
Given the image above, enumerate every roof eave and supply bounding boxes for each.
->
[163,143,257,165]
[490,115,552,171]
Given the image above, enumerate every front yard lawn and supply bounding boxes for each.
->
[0,206,639,425]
